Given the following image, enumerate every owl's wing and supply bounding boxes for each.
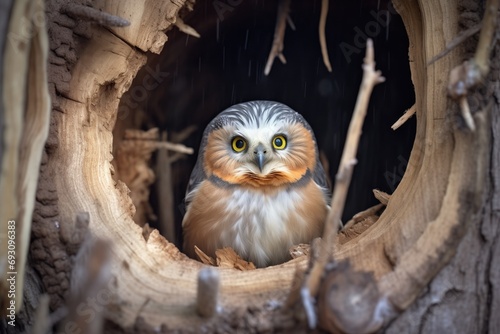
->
[183,120,215,209]
[296,114,330,201]
[312,157,331,201]
[185,156,205,201]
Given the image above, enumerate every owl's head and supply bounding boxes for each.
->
[197,101,322,188]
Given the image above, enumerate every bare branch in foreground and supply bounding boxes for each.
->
[298,39,385,329]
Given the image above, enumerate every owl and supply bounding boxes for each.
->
[182,101,330,267]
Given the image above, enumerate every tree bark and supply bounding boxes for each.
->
[388,1,500,330]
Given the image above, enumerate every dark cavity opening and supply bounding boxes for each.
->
[114,0,415,248]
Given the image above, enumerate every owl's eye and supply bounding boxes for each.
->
[231,136,247,152]
[272,135,287,150]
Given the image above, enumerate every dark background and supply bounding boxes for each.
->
[126,0,415,246]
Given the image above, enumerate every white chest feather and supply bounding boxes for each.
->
[217,186,320,267]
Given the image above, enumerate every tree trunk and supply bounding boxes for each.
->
[1,0,499,333]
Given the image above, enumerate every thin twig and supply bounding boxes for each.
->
[428,22,483,65]
[300,39,385,328]
[324,38,385,252]
[155,141,194,155]
[391,104,416,130]
[319,0,332,72]
[264,0,291,75]
[63,4,130,27]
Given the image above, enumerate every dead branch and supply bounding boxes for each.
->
[63,4,130,27]
[156,141,194,155]
[264,0,291,75]
[324,38,385,246]
[428,22,482,65]
[391,104,416,130]
[123,128,194,154]
[319,0,332,72]
[446,0,498,130]
[299,39,385,329]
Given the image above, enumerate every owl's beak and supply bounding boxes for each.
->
[253,144,267,172]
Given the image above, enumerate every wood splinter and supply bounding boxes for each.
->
[196,267,220,318]
[63,4,130,27]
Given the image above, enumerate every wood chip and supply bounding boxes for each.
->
[195,246,215,266]
[289,243,311,259]
[216,248,256,270]
[195,246,256,270]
